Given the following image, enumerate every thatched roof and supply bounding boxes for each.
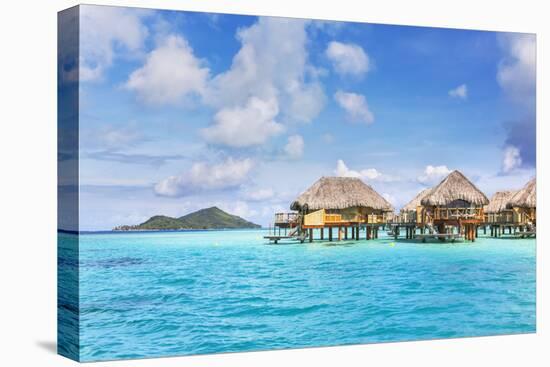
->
[420,170,489,206]
[485,191,516,213]
[290,176,394,211]
[507,177,536,209]
[401,188,432,213]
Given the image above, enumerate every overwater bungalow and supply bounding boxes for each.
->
[485,191,516,223]
[484,191,517,237]
[507,177,536,234]
[418,170,489,241]
[267,176,393,243]
[400,188,432,224]
[392,188,433,239]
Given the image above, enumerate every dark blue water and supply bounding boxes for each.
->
[59,230,536,361]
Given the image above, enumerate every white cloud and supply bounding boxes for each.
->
[205,17,325,124]
[201,97,284,147]
[310,20,345,37]
[219,201,258,220]
[417,165,452,185]
[497,34,536,173]
[125,35,209,105]
[326,41,370,76]
[243,188,275,201]
[283,135,304,160]
[502,146,522,173]
[154,158,253,197]
[497,33,536,104]
[80,6,150,81]
[448,84,468,99]
[334,160,396,182]
[334,90,374,124]
[82,123,144,150]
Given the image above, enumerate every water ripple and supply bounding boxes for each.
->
[58,230,535,361]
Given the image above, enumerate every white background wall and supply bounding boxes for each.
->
[0,0,547,366]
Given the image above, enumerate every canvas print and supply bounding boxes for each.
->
[58,4,536,362]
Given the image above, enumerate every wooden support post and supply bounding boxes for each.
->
[356,226,360,240]
[309,228,313,243]
[338,227,342,241]
[329,227,333,242]
[394,226,399,240]
[320,228,324,240]
[366,227,371,240]
[344,227,348,240]
[483,226,486,235]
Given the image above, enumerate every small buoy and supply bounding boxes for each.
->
[389,242,395,247]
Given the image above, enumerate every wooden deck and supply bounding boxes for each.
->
[264,233,307,244]
[513,231,536,238]
[414,233,462,242]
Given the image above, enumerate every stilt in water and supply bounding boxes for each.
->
[329,227,333,242]
[320,228,324,240]
[309,228,313,243]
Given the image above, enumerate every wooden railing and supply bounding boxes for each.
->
[433,207,484,221]
[486,212,514,223]
[274,212,298,224]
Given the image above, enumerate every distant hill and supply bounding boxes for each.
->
[114,207,261,231]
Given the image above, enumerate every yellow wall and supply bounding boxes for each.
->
[304,209,325,226]
[304,207,388,226]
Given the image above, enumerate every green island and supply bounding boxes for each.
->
[113,206,261,231]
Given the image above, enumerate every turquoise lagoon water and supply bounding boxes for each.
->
[59,229,536,361]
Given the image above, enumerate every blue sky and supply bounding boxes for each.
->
[72,5,536,230]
